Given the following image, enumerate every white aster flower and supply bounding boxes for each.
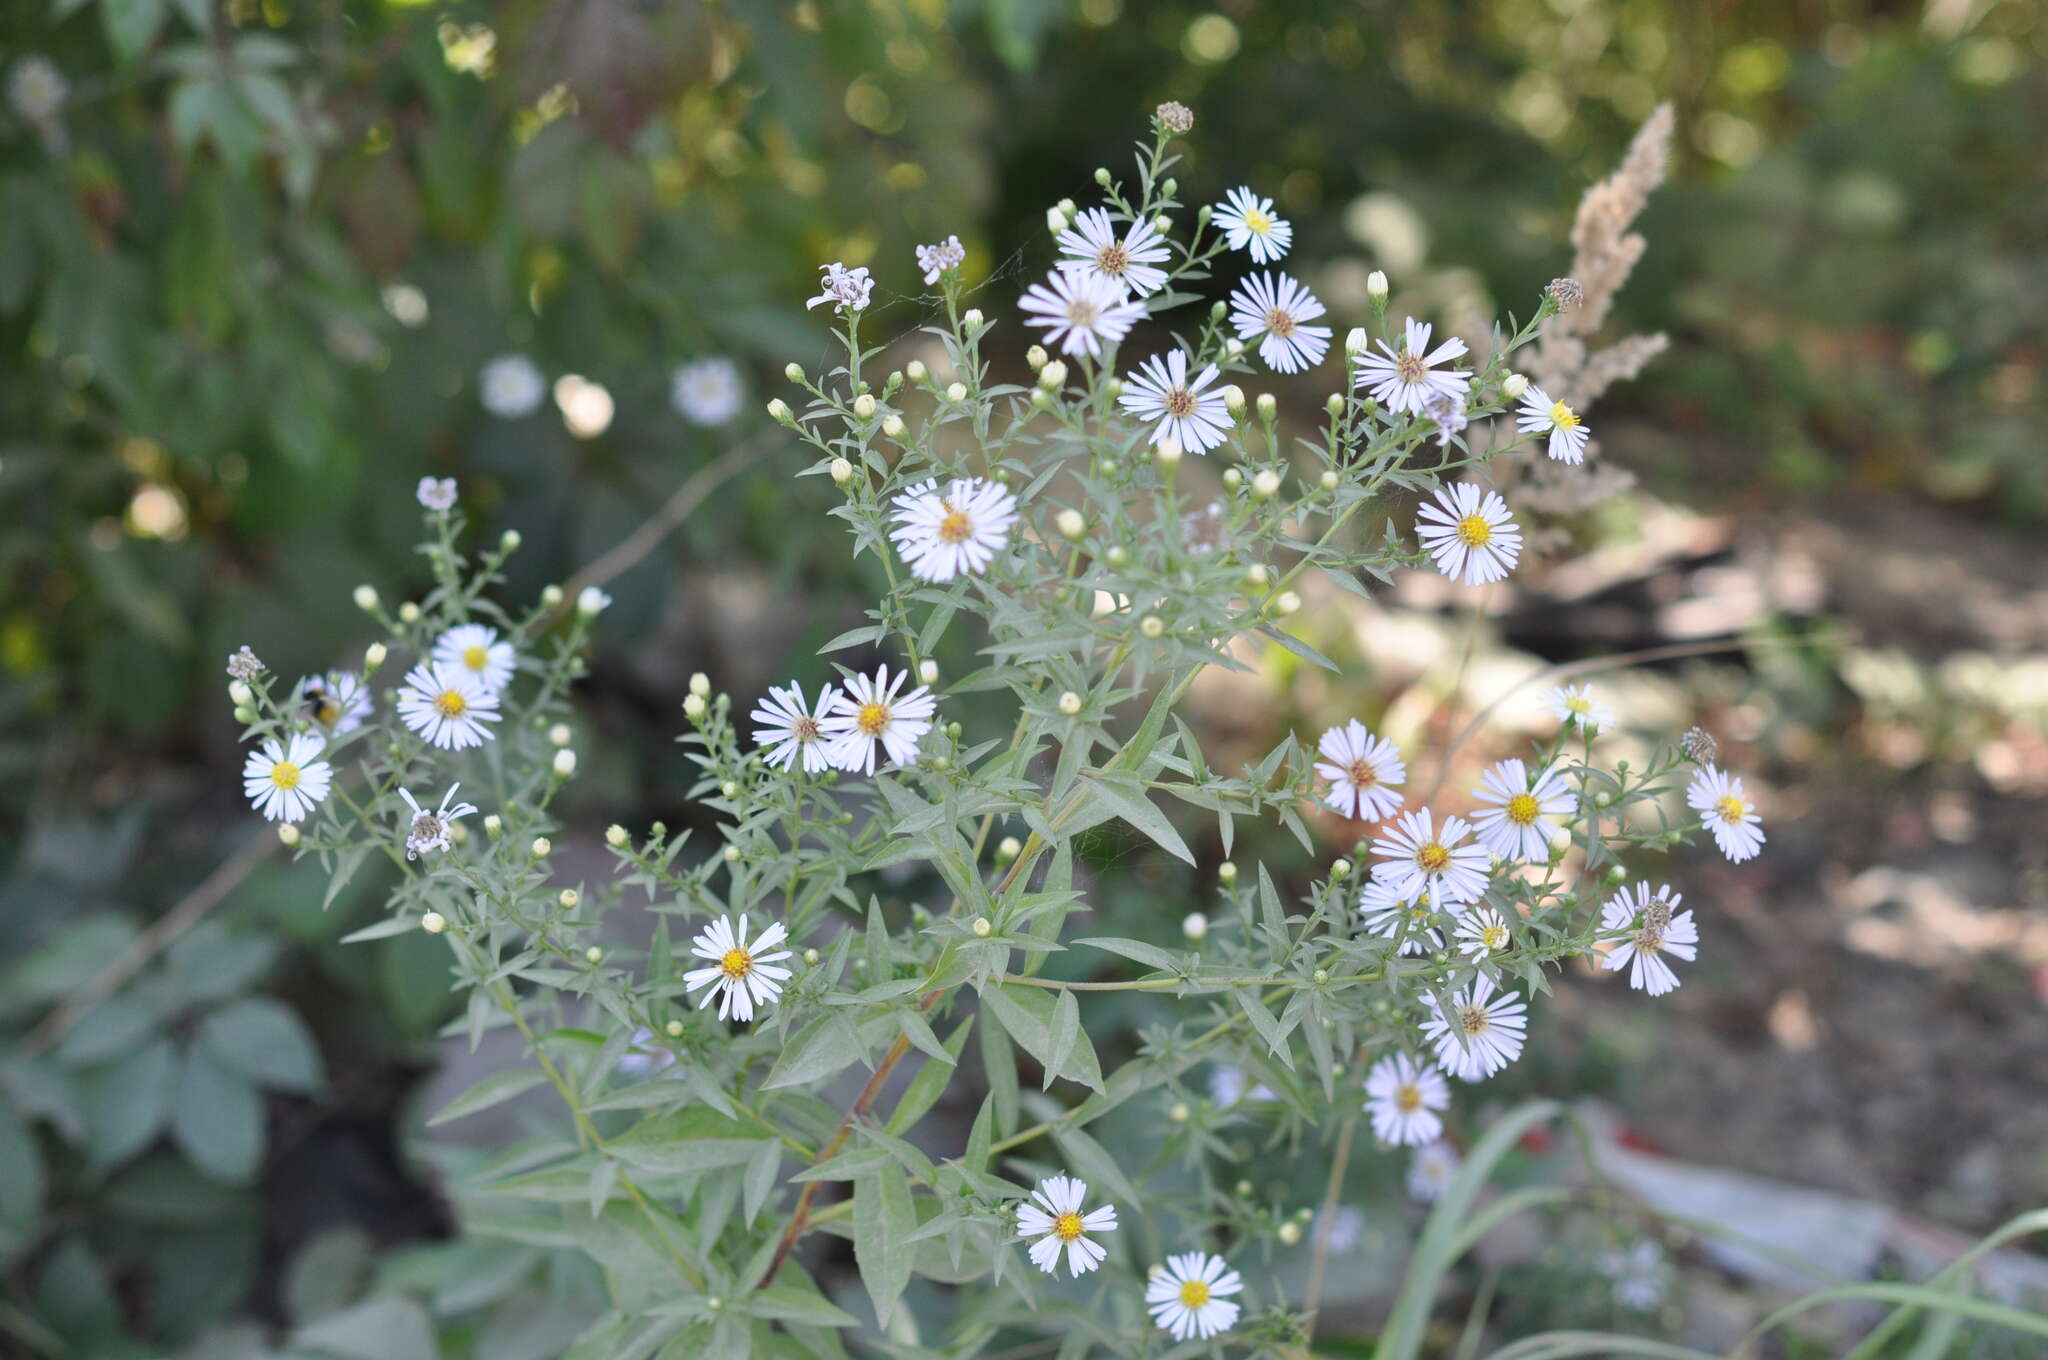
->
[432,623,517,694]
[416,477,458,511]
[1363,1053,1450,1147]
[395,663,501,750]
[1416,482,1522,586]
[1454,906,1519,965]
[1213,186,1292,264]
[821,664,937,775]
[1687,764,1765,862]
[479,354,546,419]
[915,233,966,284]
[8,56,68,123]
[1015,1174,1118,1277]
[1600,1240,1671,1311]
[683,913,794,1022]
[1313,720,1407,823]
[1470,758,1574,863]
[806,261,873,314]
[1516,383,1590,464]
[242,733,333,824]
[1370,808,1491,907]
[1118,349,1232,455]
[1019,267,1145,359]
[1420,975,1529,1081]
[1207,1064,1275,1109]
[1546,683,1616,733]
[616,1027,678,1078]
[1408,1139,1462,1202]
[299,670,373,736]
[1601,882,1698,996]
[671,357,743,426]
[398,783,477,859]
[1359,878,1444,956]
[1423,389,1469,448]
[888,477,1018,582]
[1354,317,1473,416]
[1228,271,1331,374]
[1319,1205,1365,1253]
[1056,207,1171,297]
[751,681,840,774]
[1146,1251,1243,1341]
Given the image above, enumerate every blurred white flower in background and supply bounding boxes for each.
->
[479,354,546,418]
[671,357,743,426]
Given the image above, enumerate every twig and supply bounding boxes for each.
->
[23,829,277,1056]
[560,440,761,601]
[1301,1109,1359,1334]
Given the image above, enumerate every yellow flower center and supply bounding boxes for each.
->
[1407,904,1430,923]
[1565,695,1590,713]
[435,689,468,718]
[720,946,752,980]
[857,701,889,736]
[462,644,488,671]
[1052,1211,1085,1242]
[1243,208,1271,234]
[1480,923,1509,951]
[1417,842,1450,872]
[1097,243,1130,274]
[1458,1004,1491,1036]
[1715,795,1748,825]
[1265,306,1296,337]
[1394,1084,1422,1112]
[1179,1278,1211,1307]
[1549,400,1579,430]
[937,507,973,544]
[1345,758,1378,789]
[1506,793,1540,825]
[270,761,302,790]
[1456,514,1492,547]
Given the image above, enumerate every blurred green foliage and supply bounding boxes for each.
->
[1,0,2043,1352]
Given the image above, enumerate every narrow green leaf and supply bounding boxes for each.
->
[426,1068,550,1127]
[852,1165,915,1328]
[886,1016,973,1136]
[1080,773,1193,864]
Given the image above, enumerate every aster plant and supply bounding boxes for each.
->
[223,106,1778,1356]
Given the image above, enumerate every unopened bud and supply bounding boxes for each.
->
[962,308,984,332]
[1218,861,1237,884]
[722,844,741,863]
[500,529,521,553]
[548,723,572,746]
[881,413,905,438]
[906,359,928,383]
[364,641,387,671]
[1256,393,1277,421]
[683,694,707,720]
[1344,327,1368,355]
[577,586,609,616]
[228,680,252,706]
[1058,691,1082,716]
[1183,911,1208,941]
[1222,468,1242,491]
[1055,508,1085,540]
[553,749,577,778]
[1330,857,1351,880]
[277,824,300,847]
[543,584,567,610]
[972,916,992,938]
[1046,205,1068,234]
[1252,469,1281,500]
[688,672,710,698]
[1026,345,1049,371]
[1223,385,1246,414]
[918,659,939,685]
[606,824,628,847]
[1278,1221,1302,1245]
[1093,166,1111,187]
[398,602,421,624]
[1501,372,1529,400]
[421,911,447,934]
[1104,545,1128,568]
[1140,615,1164,638]
[851,393,877,420]
[996,836,1022,862]
[233,705,256,724]
[665,1019,684,1037]
[1153,213,1172,233]
[767,398,793,423]
[352,584,379,611]
[803,947,821,965]
[1038,360,1067,390]
[784,362,804,383]
[1325,393,1345,417]
[585,946,603,964]
[559,888,580,909]
[1319,470,1339,491]
[945,381,968,402]
[530,837,551,858]
[1224,338,1245,359]
[484,814,503,838]
[1243,563,1270,587]
[721,780,739,798]
[829,457,854,484]
[1170,1101,1191,1123]
[1154,437,1182,467]
[1274,590,1302,616]
[1367,270,1389,302]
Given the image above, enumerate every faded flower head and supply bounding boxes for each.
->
[400,783,477,859]
[915,234,966,285]
[807,261,874,314]
[1154,100,1194,134]
[225,646,265,681]
[1681,725,1720,765]
[1547,277,1585,310]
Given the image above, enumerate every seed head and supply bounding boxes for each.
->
[1155,101,1194,134]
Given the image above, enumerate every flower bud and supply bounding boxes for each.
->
[683,694,707,720]
[1319,469,1339,491]
[829,457,854,485]
[577,586,609,616]
[851,393,876,420]
[996,836,1022,862]
[1222,469,1241,493]
[1313,968,1329,984]
[721,780,739,798]
[1330,857,1351,880]
[784,362,805,383]
[1170,1102,1190,1123]
[906,359,928,383]
[421,911,447,934]
[962,308,984,333]
[606,824,628,847]
[559,888,580,909]
[1026,345,1048,371]
[277,824,300,847]
[1325,393,1345,418]
[484,814,503,838]
[364,641,387,671]
[1046,205,1068,234]
[881,413,905,438]
[500,529,521,553]
[1058,691,1082,716]
[1224,338,1245,359]
[918,659,939,685]
[233,706,257,724]
[352,584,379,611]
[971,916,992,938]
[767,398,793,423]
[1182,911,1208,941]
[1344,326,1368,355]
[1256,392,1277,421]
[1093,166,1111,187]
[548,723,572,746]
[1154,437,1182,467]
[585,946,603,964]
[1278,1221,1302,1245]
[553,749,577,778]
[945,381,968,403]
[1153,213,1172,234]
[1058,198,1076,218]
[1104,545,1128,568]
[1217,861,1237,884]
[540,584,564,608]
[228,680,252,706]
[803,947,820,965]
[1243,563,1270,587]
[1055,508,1085,540]
[1274,590,1302,616]
[531,837,551,858]
[398,602,421,624]
[1139,614,1164,638]
[1223,384,1246,414]
[1251,469,1281,500]
[1502,372,1529,400]
[690,673,711,698]
[1235,1179,1254,1197]
[1038,360,1067,390]
[665,1019,684,1037]
[722,844,741,863]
